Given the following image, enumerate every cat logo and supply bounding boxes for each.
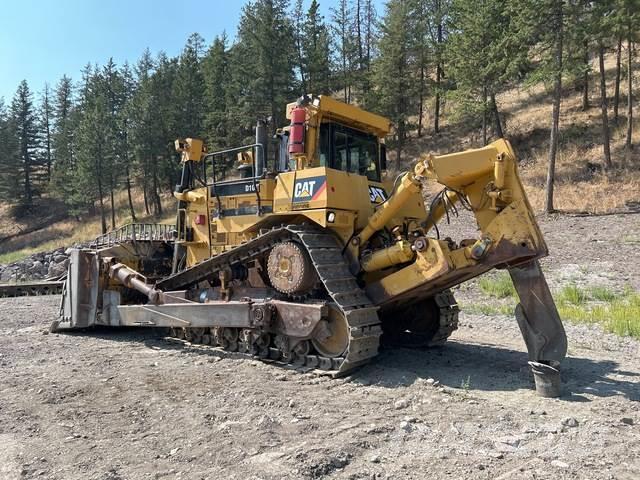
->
[368,185,387,204]
[292,176,326,203]
[294,181,315,198]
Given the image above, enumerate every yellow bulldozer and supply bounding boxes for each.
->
[52,95,567,393]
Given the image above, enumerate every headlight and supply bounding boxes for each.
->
[327,211,336,223]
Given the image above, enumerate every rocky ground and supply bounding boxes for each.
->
[0,213,639,480]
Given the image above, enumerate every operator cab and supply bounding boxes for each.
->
[318,123,382,181]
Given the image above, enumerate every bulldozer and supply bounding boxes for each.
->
[52,95,567,391]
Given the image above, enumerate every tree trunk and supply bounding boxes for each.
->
[98,194,107,234]
[44,101,52,181]
[434,72,441,134]
[545,0,563,214]
[123,131,137,221]
[491,92,504,138]
[152,158,162,216]
[582,40,590,110]
[143,179,150,215]
[396,120,405,170]
[598,44,612,169]
[365,0,372,69]
[356,0,363,71]
[23,148,32,205]
[96,157,107,234]
[110,188,116,230]
[482,86,488,146]
[342,21,348,103]
[626,36,634,159]
[125,165,136,222]
[614,35,622,123]
[418,64,425,137]
[434,11,443,134]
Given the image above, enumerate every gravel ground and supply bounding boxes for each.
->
[0,213,639,480]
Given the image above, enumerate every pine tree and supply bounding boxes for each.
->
[330,0,357,102]
[203,34,231,150]
[0,99,19,202]
[130,49,161,216]
[229,0,296,138]
[361,0,378,106]
[353,0,378,100]
[50,75,78,209]
[303,0,331,95]
[75,68,110,232]
[594,0,616,169]
[9,80,39,206]
[565,1,592,111]
[410,0,431,137]
[173,33,206,138]
[448,0,527,143]
[544,0,564,213]
[119,62,137,222]
[102,58,127,228]
[373,0,416,167]
[155,52,181,200]
[292,0,308,94]
[38,83,54,182]
[510,0,580,213]
[622,0,639,160]
[427,0,451,134]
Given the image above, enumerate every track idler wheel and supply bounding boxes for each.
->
[311,305,349,358]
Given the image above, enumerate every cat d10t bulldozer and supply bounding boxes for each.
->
[53,95,567,387]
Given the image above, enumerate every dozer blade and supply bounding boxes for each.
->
[508,260,567,363]
[51,249,99,332]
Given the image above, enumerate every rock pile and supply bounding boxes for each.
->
[0,248,70,282]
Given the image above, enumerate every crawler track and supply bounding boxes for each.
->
[160,224,458,375]
[0,280,64,298]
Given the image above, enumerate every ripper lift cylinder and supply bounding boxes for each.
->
[356,172,422,247]
[360,240,415,272]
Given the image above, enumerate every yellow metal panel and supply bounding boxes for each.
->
[427,145,496,187]
[286,95,391,137]
[366,240,452,299]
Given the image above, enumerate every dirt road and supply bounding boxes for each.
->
[1,214,639,480]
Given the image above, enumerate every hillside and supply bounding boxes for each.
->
[0,54,638,265]
[0,192,175,265]
[400,54,640,214]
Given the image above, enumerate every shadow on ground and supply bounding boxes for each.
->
[62,327,640,402]
[351,340,640,402]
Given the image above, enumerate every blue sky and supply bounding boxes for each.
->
[0,0,385,103]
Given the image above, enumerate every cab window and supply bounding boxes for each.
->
[319,123,380,181]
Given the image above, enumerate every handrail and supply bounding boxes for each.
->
[203,143,265,217]
[93,223,176,248]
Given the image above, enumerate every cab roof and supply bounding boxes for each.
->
[286,95,391,138]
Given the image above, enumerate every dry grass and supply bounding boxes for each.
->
[396,52,640,214]
[522,145,640,213]
[0,191,175,264]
